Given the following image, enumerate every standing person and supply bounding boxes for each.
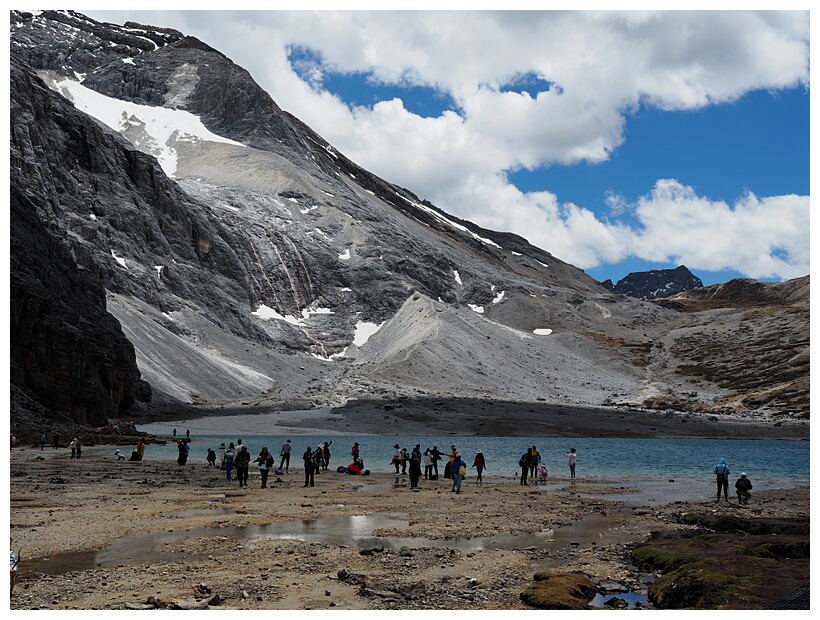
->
[256,448,273,488]
[172,429,176,439]
[444,445,458,479]
[218,443,226,469]
[313,444,325,475]
[177,440,187,465]
[280,439,292,473]
[69,438,77,459]
[450,452,466,494]
[351,442,360,461]
[322,441,332,470]
[392,444,401,474]
[430,446,442,479]
[400,448,409,474]
[473,450,486,485]
[303,446,315,487]
[186,429,190,440]
[423,449,433,480]
[207,448,217,466]
[409,449,422,489]
[136,439,146,461]
[519,448,532,485]
[235,446,251,487]
[52,433,59,449]
[75,438,82,459]
[714,457,730,502]
[40,433,46,450]
[566,448,577,481]
[530,445,540,479]
[735,472,753,504]
[224,444,235,481]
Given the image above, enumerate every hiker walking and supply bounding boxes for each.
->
[473,450,486,484]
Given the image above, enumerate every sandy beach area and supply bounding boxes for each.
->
[9,442,809,611]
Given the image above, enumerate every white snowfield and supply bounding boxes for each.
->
[49,76,245,177]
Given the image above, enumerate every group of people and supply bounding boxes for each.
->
[714,457,753,504]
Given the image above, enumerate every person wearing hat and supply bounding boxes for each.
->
[392,444,401,474]
[735,472,753,504]
[114,449,126,461]
[473,450,486,485]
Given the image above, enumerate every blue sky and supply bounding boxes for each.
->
[86,9,810,286]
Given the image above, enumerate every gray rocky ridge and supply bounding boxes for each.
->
[9,11,809,434]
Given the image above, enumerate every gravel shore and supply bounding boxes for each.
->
[9,444,809,610]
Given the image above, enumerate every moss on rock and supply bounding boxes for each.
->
[519,572,597,609]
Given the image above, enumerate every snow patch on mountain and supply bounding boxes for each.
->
[49,76,244,176]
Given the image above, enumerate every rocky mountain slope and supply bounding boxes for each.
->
[8,11,809,433]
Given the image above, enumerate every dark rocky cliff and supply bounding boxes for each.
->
[602,265,704,300]
[10,60,151,424]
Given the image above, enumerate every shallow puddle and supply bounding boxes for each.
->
[19,510,639,578]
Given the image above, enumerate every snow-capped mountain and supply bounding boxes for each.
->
[9,10,809,431]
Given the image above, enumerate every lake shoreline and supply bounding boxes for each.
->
[10,444,809,610]
[126,396,809,441]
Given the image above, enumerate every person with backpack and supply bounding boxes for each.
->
[450,452,466,494]
[714,457,730,501]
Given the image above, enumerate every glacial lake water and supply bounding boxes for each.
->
[136,416,809,504]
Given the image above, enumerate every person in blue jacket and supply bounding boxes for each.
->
[714,457,730,501]
[450,452,466,494]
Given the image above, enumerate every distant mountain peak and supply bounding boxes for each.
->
[601,265,703,300]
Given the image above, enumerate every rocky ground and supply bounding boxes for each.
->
[10,444,809,610]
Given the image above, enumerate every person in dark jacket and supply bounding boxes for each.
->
[303,446,315,487]
[177,440,187,466]
[256,447,273,488]
[714,457,730,501]
[520,448,534,485]
[430,446,442,478]
[235,446,251,487]
[473,450,486,485]
[409,451,422,489]
[735,472,752,504]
